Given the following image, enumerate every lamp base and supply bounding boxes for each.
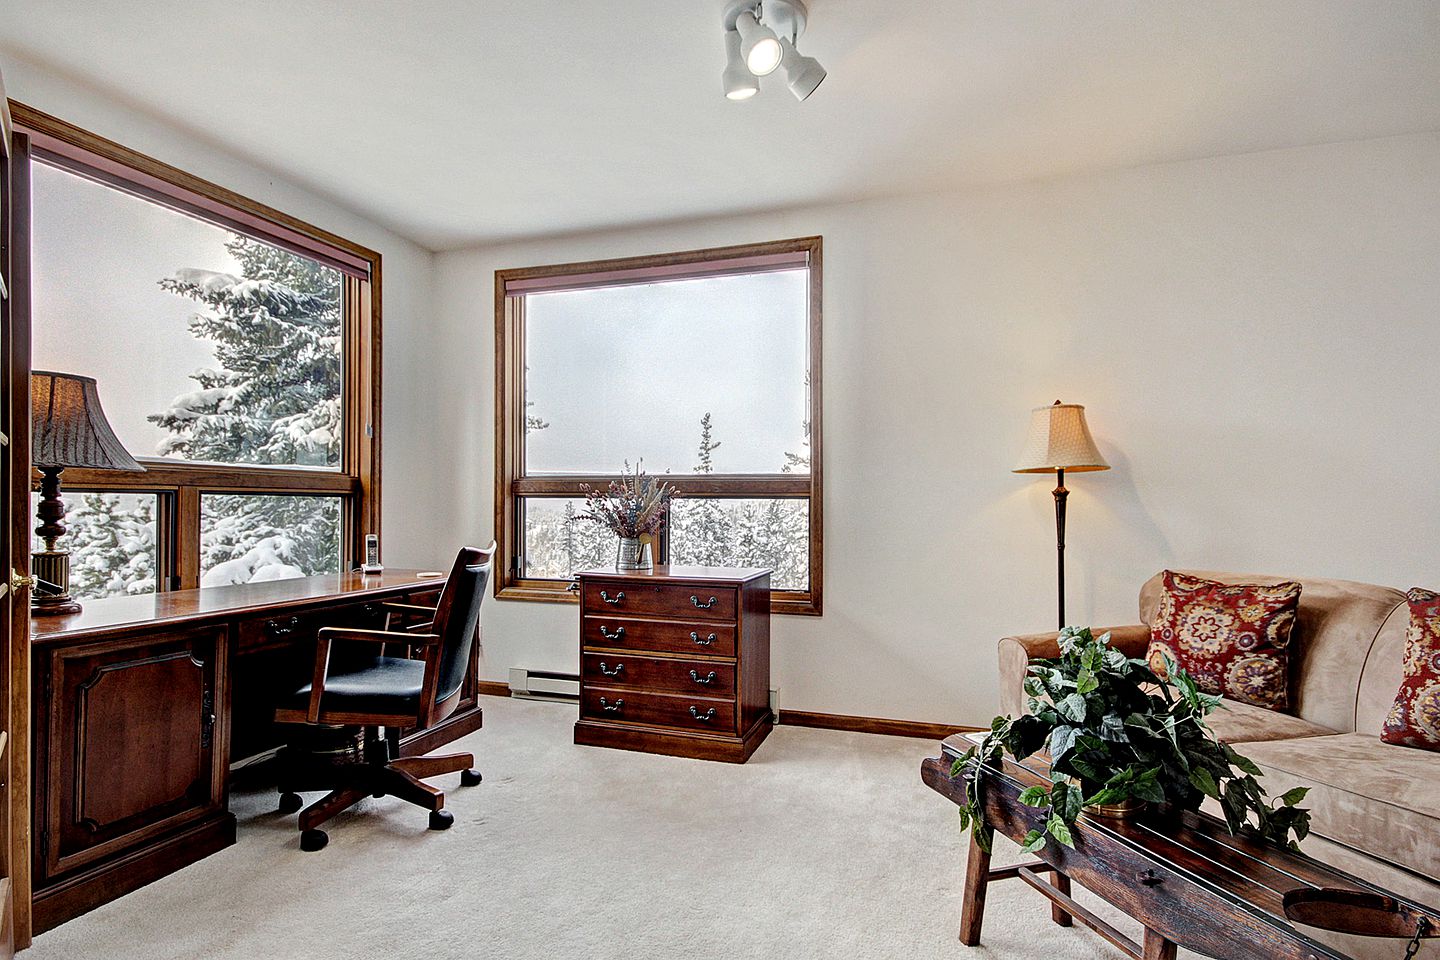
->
[31,597,82,617]
[31,549,82,617]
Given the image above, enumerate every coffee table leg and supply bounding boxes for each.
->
[1050,870,1073,927]
[959,830,991,946]
[1142,928,1177,960]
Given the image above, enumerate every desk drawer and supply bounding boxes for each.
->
[236,601,387,654]
[582,580,736,622]
[582,616,736,658]
[581,687,735,733]
[581,652,736,697]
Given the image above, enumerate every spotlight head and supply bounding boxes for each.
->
[722,29,759,100]
[777,36,826,101]
[735,11,782,76]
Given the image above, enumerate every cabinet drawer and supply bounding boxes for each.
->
[582,580,736,621]
[581,653,736,697]
[582,616,736,658]
[581,687,735,733]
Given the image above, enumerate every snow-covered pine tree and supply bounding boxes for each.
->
[62,493,157,598]
[671,413,735,567]
[154,236,343,585]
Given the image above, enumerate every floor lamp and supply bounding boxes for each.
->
[1014,401,1109,630]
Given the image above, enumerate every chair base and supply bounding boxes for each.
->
[276,725,479,850]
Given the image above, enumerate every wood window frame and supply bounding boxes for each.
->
[494,236,823,616]
[10,103,381,590]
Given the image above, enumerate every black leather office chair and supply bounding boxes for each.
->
[273,544,495,851]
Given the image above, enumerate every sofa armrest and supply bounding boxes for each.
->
[996,624,1151,718]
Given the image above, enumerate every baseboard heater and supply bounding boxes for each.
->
[509,667,580,702]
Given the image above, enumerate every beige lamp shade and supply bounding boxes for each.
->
[1013,401,1109,474]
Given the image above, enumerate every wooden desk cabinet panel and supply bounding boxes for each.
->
[36,627,227,882]
[574,566,771,763]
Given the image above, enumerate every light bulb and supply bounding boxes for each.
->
[735,11,782,77]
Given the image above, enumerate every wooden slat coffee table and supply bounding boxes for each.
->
[921,734,1440,960]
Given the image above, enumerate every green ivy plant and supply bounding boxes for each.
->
[953,627,1311,854]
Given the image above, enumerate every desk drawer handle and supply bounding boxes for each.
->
[690,670,717,686]
[599,697,623,713]
[691,595,718,609]
[599,661,624,677]
[689,706,717,722]
[267,616,301,637]
[691,631,717,647]
[600,590,625,605]
[598,625,626,641]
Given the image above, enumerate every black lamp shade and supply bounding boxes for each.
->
[31,371,145,472]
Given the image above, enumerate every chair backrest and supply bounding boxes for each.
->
[429,544,495,710]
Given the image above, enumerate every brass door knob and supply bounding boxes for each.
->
[10,570,36,592]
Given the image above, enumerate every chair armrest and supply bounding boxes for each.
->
[317,626,441,647]
[997,624,1151,717]
[305,628,442,723]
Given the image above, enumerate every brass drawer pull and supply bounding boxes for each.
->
[599,697,623,713]
[690,670,718,685]
[600,590,625,605]
[599,661,624,677]
[598,625,626,641]
[691,595,718,609]
[689,706,717,722]
[691,631,717,646]
[267,616,302,637]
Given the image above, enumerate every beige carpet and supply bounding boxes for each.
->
[27,697,1195,960]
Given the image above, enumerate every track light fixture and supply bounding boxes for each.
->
[721,0,825,102]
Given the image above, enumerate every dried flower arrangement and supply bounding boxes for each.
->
[575,461,674,539]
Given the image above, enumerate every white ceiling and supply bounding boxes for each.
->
[4,1,1439,251]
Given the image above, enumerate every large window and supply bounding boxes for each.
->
[495,238,822,615]
[15,106,381,594]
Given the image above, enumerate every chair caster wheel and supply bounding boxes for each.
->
[429,809,454,831]
[300,829,328,852]
[460,768,482,787]
[278,792,302,814]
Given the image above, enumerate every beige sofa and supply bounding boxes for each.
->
[998,569,1440,949]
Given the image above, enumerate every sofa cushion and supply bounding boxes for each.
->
[1140,570,1406,734]
[1147,571,1301,710]
[1208,698,1336,745]
[1380,588,1440,752]
[1237,733,1440,882]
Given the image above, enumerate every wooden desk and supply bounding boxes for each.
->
[28,569,481,932]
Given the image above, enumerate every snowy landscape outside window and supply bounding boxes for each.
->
[20,114,381,599]
[497,238,823,615]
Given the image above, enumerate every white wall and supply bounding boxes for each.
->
[2,54,443,566]
[432,132,1440,727]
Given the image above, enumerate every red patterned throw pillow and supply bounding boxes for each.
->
[1146,571,1301,710]
[1381,588,1440,752]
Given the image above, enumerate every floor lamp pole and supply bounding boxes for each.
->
[1053,468,1068,631]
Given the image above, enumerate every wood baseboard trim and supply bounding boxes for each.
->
[778,709,981,740]
[475,680,513,698]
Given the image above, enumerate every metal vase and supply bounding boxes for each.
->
[615,536,653,571]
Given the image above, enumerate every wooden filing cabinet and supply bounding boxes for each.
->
[574,566,771,763]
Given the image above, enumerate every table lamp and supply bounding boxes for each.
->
[31,371,145,616]
[1013,400,1109,630]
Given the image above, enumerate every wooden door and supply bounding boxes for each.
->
[0,71,24,957]
[37,628,225,882]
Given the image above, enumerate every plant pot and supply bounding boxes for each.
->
[1085,796,1146,820]
[615,536,653,571]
